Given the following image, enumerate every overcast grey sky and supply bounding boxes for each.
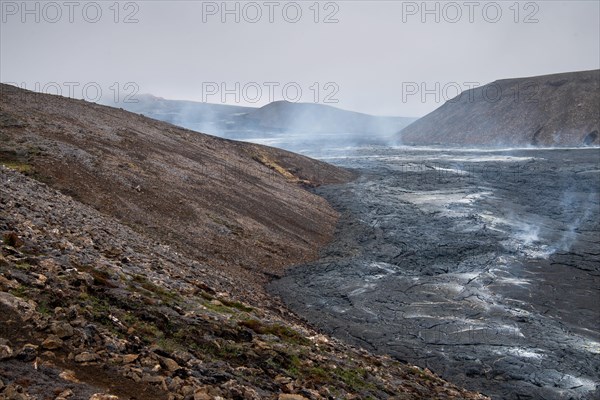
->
[1,0,599,116]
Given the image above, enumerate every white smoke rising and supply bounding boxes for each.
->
[104,94,417,156]
[552,189,599,253]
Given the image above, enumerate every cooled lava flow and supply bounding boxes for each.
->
[270,147,600,400]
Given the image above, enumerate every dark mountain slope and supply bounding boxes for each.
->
[0,83,353,303]
[400,70,600,147]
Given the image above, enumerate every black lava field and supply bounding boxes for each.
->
[270,147,600,400]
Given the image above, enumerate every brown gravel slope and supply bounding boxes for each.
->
[0,166,489,399]
[400,69,600,147]
[0,83,354,303]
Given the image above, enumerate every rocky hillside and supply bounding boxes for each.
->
[0,167,490,400]
[400,70,600,147]
[0,83,354,305]
[0,85,489,399]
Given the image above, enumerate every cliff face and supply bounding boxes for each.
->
[0,83,354,303]
[400,70,600,147]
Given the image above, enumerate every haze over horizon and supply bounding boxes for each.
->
[1,0,599,117]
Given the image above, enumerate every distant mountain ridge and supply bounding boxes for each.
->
[245,100,413,135]
[112,95,416,148]
[399,70,600,147]
[112,94,253,135]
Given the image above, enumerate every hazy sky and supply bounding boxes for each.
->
[1,0,599,116]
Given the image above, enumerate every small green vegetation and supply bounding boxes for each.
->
[286,362,377,392]
[305,366,329,382]
[239,319,310,345]
[121,312,161,341]
[251,152,312,185]
[86,294,111,322]
[131,274,180,303]
[37,301,51,316]
[15,262,32,271]
[202,298,253,314]
[333,367,376,391]
[9,285,28,298]
[2,161,32,174]
[221,299,253,313]
[251,153,293,179]
[198,291,214,301]
[216,342,245,359]
[189,340,244,360]
[0,147,33,175]
[156,337,184,353]
[284,354,302,378]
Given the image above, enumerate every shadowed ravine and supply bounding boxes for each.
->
[269,147,600,400]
